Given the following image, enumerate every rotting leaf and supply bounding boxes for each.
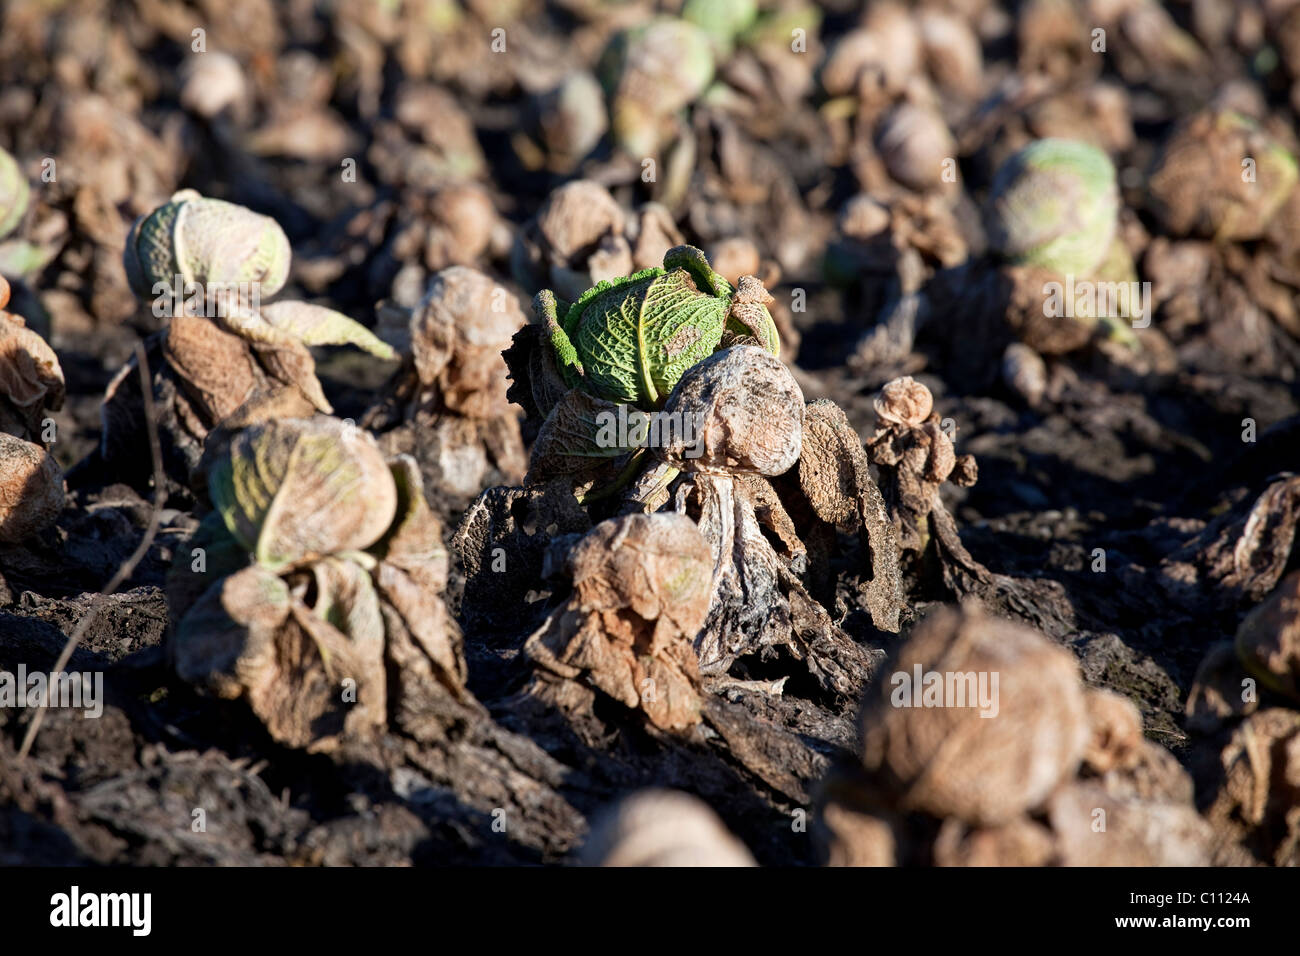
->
[0,432,64,544]
[818,601,1211,865]
[866,375,977,555]
[859,602,1089,826]
[525,512,712,731]
[0,283,65,445]
[364,268,529,509]
[657,345,802,476]
[796,398,905,633]
[241,300,395,359]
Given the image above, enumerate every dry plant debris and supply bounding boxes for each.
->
[170,417,470,752]
[818,602,1213,866]
[6,0,1300,872]
[365,266,528,508]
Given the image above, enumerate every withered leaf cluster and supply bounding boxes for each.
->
[169,418,472,752]
[365,266,528,511]
[0,275,64,544]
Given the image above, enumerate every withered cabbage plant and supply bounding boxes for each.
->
[169,417,472,752]
[481,259,909,727]
[817,602,1214,867]
[364,266,528,511]
[100,191,395,491]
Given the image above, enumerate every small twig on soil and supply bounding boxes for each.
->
[18,340,166,760]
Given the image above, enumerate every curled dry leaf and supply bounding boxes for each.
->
[525,512,712,731]
[452,482,593,636]
[581,789,755,866]
[172,560,388,751]
[409,267,526,419]
[208,417,398,570]
[1045,780,1212,866]
[657,345,803,476]
[795,398,905,634]
[0,289,65,444]
[365,268,528,507]
[821,602,1209,865]
[512,180,628,302]
[866,376,977,553]
[423,184,499,271]
[675,467,887,696]
[1081,687,1144,774]
[873,374,932,426]
[233,300,394,359]
[172,437,471,751]
[161,313,278,428]
[0,431,64,543]
[524,387,626,486]
[860,603,1090,826]
[1157,474,1300,608]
